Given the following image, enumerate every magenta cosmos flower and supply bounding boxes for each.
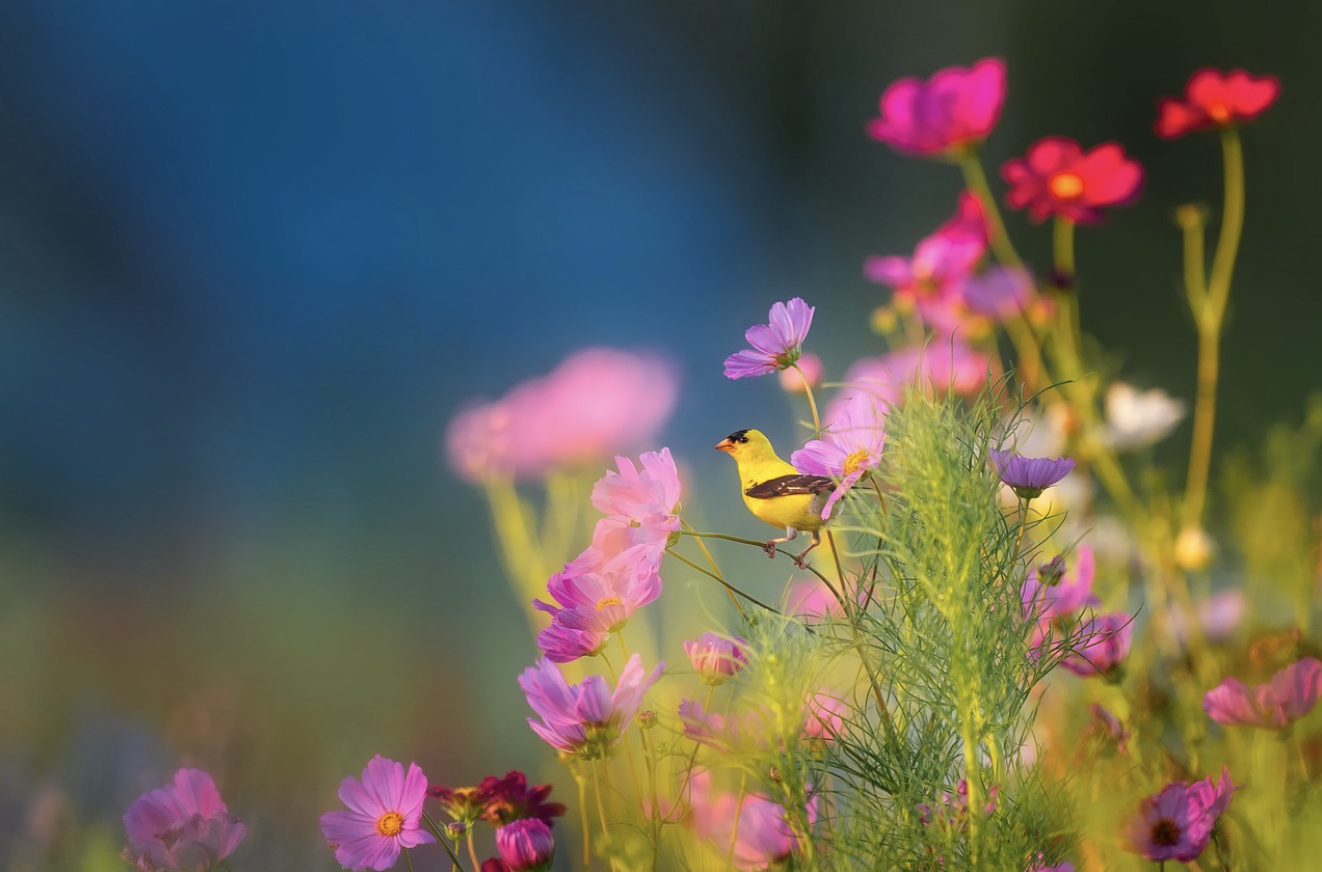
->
[446,348,678,482]
[989,449,1075,499]
[1021,546,1100,649]
[534,560,663,662]
[1124,767,1235,862]
[684,632,749,685]
[122,769,246,872]
[1204,656,1322,728]
[867,57,1007,157]
[495,818,555,872]
[724,297,815,379]
[824,342,993,427]
[320,756,434,872]
[1002,138,1143,224]
[792,392,888,519]
[1059,613,1133,678]
[520,654,664,760]
[687,771,816,871]
[1156,69,1279,139]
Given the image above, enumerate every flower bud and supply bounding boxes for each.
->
[1174,526,1215,572]
[636,709,657,730]
[683,632,749,686]
[496,819,555,872]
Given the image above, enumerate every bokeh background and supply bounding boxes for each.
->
[1,1,1318,868]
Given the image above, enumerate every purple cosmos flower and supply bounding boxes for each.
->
[1028,862,1074,872]
[122,769,246,872]
[687,772,816,871]
[534,561,663,662]
[724,298,815,379]
[684,632,749,685]
[1059,613,1132,677]
[989,449,1076,499]
[495,819,555,872]
[320,756,435,872]
[792,392,888,519]
[1204,657,1322,728]
[1124,768,1235,863]
[519,654,663,760]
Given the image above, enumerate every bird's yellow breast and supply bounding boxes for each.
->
[742,489,825,532]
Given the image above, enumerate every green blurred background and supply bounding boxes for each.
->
[1,0,1317,867]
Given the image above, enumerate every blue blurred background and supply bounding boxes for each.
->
[1,1,1318,867]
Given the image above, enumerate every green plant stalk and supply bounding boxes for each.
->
[1183,128,1245,530]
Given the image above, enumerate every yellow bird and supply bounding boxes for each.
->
[715,428,834,566]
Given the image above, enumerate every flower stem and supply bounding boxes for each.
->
[403,845,417,872]
[794,362,823,434]
[1182,128,1245,531]
[578,770,592,872]
[956,148,1024,270]
[726,771,748,868]
[423,812,469,872]
[665,547,781,614]
[679,519,746,618]
[1052,215,1076,288]
[466,831,481,872]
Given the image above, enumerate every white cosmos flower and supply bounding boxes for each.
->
[1104,382,1186,450]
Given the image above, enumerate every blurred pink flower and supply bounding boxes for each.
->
[823,342,991,427]
[1203,657,1322,728]
[724,298,815,379]
[1021,546,1100,649]
[122,769,246,872]
[445,348,678,481]
[1124,767,1234,863]
[1059,613,1132,677]
[320,756,434,872]
[782,578,846,621]
[792,392,888,519]
[778,352,823,392]
[1085,703,1130,754]
[591,448,681,524]
[520,655,663,760]
[684,632,749,685]
[495,818,555,872]
[1156,68,1279,138]
[1002,137,1143,224]
[867,58,1007,156]
[678,698,774,755]
[687,772,816,870]
[802,693,848,743]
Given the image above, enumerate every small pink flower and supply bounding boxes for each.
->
[1203,657,1322,728]
[791,392,888,519]
[823,343,991,429]
[684,632,749,685]
[122,769,246,872]
[778,352,823,393]
[686,772,816,871]
[591,448,682,526]
[474,771,567,828]
[1059,613,1132,677]
[495,818,555,872]
[534,561,663,662]
[320,756,435,872]
[1002,138,1143,224]
[867,58,1007,156]
[1156,69,1279,139]
[520,655,663,760]
[724,298,815,379]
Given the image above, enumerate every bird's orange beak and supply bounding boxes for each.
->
[715,437,734,452]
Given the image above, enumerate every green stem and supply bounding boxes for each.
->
[665,548,782,614]
[1052,214,1076,288]
[726,771,748,868]
[403,845,416,872]
[956,148,1025,270]
[794,363,823,434]
[466,831,481,872]
[578,771,592,872]
[679,518,746,618]
[422,812,468,872]
[1183,128,1245,531]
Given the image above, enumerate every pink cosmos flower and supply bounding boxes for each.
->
[802,693,848,743]
[1021,546,1100,649]
[1203,657,1322,728]
[122,769,246,872]
[520,654,664,760]
[782,578,847,621]
[446,348,678,481]
[1002,138,1143,224]
[822,342,991,434]
[678,698,775,755]
[687,771,816,871]
[778,352,823,393]
[495,818,555,872]
[1156,69,1279,139]
[534,561,663,662]
[1085,703,1131,754]
[867,58,1007,156]
[1059,613,1133,677]
[684,632,749,685]
[989,449,1075,499]
[320,756,435,872]
[724,298,815,379]
[792,392,888,519]
[1124,768,1235,862]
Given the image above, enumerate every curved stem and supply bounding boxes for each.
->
[679,519,746,618]
[665,548,782,615]
[956,149,1025,270]
[466,831,481,872]
[793,362,823,434]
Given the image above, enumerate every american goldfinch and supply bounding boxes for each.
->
[715,428,834,566]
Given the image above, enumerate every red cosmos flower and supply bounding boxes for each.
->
[867,57,1006,157]
[1002,137,1143,224]
[1156,69,1279,139]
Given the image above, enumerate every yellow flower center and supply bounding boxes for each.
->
[376,811,404,837]
[842,449,871,476]
[596,596,622,611]
[1207,101,1231,123]
[1047,172,1084,200]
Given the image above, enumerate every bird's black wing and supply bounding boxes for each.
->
[744,474,834,499]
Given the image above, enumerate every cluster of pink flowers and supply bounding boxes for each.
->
[446,347,678,482]
[1018,545,1132,677]
[534,448,681,662]
[1204,657,1322,728]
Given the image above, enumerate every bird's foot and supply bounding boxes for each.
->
[793,552,812,569]
[762,540,779,559]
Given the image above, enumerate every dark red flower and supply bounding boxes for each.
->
[1002,137,1143,224]
[478,771,567,828]
[1156,69,1279,139]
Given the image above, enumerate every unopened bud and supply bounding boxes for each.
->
[871,305,899,334]
[1174,526,1215,572]
[1037,555,1066,586]
[1175,203,1208,230]
[636,709,657,730]
[448,821,468,838]
[768,765,781,784]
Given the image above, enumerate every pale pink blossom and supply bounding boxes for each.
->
[1204,657,1322,728]
[123,769,246,872]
